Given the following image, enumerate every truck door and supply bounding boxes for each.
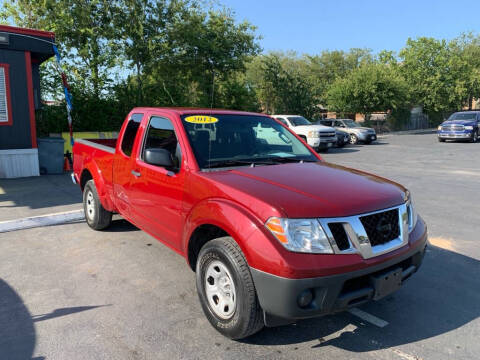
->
[113,113,144,219]
[128,115,185,251]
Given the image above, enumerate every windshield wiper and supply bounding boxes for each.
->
[205,159,266,169]
[205,157,317,169]
[264,157,317,164]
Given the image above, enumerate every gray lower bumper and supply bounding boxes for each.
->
[250,238,427,325]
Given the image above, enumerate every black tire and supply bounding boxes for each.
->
[83,180,112,230]
[196,237,264,339]
[470,130,478,143]
[364,139,372,145]
[349,133,358,145]
[438,137,445,142]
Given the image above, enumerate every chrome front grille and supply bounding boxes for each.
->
[442,125,464,131]
[319,204,408,259]
[320,132,336,138]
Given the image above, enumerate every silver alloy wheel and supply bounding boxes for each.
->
[349,134,358,144]
[205,260,236,319]
[86,191,95,220]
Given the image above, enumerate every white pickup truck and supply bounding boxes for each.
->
[273,115,337,152]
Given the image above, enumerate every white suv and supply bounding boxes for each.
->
[273,115,337,152]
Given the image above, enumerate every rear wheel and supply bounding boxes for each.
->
[196,237,264,339]
[83,180,112,230]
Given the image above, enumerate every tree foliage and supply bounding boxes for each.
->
[3,1,480,133]
[327,63,408,119]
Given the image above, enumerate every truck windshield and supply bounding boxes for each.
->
[181,114,318,169]
[287,116,311,126]
[448,113,477,121]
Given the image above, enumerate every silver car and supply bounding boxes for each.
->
[319,119,377,145]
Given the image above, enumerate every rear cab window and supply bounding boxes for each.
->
[120,113,143,156]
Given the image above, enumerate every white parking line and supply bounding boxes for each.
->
[391,348,423,360]
[0,210,84,233]
[348,308,389,328]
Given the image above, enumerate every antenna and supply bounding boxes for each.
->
[207,58,215,168]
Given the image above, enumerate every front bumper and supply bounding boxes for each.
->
[308,137,336,149]
[438,131,472,140]
[357,132,377,142]
[251,228,427,324]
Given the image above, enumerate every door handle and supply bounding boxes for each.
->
[131,170,141,177]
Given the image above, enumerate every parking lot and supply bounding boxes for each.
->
[0,133,479,360]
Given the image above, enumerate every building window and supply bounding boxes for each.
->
[0,64,12,125]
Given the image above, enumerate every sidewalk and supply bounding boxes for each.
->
[0,174,82,222]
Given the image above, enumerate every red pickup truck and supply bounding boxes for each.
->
[72,108,427,339]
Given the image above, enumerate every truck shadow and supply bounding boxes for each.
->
[0,278,108,360]
[245,246,480,352]
[103,218,140,232]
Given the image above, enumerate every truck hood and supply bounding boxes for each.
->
[442,120,476,126]
[294,125,335,132]
[201,162,406,219]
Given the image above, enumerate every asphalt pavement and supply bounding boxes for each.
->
[0,134,478,360]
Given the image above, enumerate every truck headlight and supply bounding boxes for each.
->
[437,125,442,130]
[265,217,333,253]
[405,190,418,232]
[465,125,473,130]
[307,131,320,138]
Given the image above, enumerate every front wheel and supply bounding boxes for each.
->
[196,237,264,339]
[438,137,445,142]
[83,180,112,230]
[349,134,358,145]
[470,130,478,143]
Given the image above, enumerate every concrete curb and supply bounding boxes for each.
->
[0,210,84,233]
[380,128,436,136]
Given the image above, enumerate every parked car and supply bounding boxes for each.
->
[272,115,337,152]
[437,111,479,143]
[73,108,427,340]
[318,118,377,145]
[313,120,349,147]
[335,130,349,147]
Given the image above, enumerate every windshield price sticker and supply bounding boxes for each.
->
[185,115,219,124]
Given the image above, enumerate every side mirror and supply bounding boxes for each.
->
[145,148,174,168]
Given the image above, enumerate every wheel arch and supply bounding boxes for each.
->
[184,199,271,272]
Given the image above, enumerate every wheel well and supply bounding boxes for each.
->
[187,224,229,271]
[80,169,93,191]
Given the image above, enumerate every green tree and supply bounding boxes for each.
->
[1,0,121,98]
[327,63,408,120]
[450,33,480,110]
[246,54,318,117]
[399,37,466,119]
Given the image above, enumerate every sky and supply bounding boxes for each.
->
[220,0,480,55]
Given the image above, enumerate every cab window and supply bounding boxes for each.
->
[142,116,181,170]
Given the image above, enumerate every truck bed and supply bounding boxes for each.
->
[76,138,118,153]
[72,138,118,211]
